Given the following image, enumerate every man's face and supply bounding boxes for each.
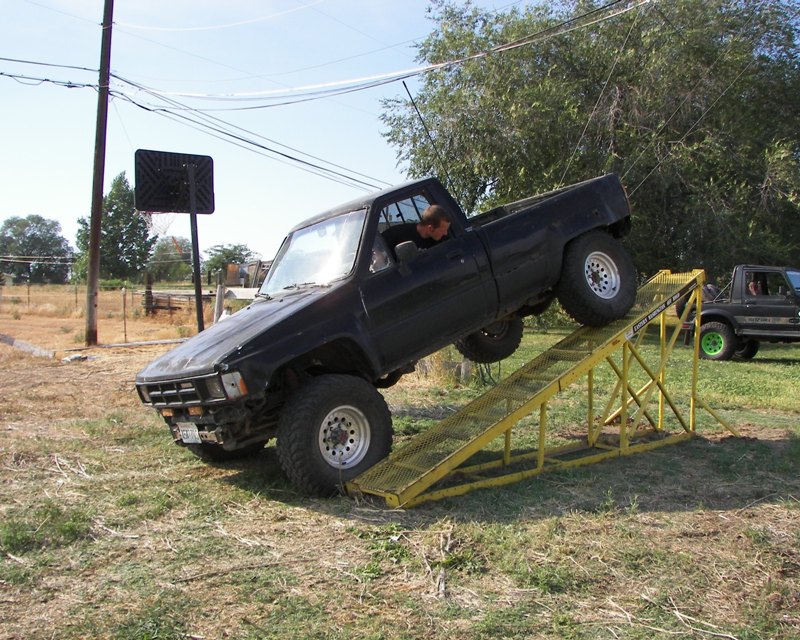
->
[428,220,450,241]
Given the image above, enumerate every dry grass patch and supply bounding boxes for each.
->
[1,318,800,639]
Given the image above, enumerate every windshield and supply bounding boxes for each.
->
[258,209,367,297]
[787,270,800,293]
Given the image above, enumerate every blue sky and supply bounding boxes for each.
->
[0,0,518,260]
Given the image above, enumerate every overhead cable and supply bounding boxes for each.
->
[114,74,391,187]
[132,0,652,103]
[115,1,323,32]
[110,86,387,192]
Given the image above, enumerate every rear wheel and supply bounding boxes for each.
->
[454,314,524,363]
[276,375,392,496]
[733,338,759,361]
[699,322,736,361]
[555,231,636,326]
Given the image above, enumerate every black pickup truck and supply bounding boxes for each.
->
[136,175,635,494]
[681,264,800,360]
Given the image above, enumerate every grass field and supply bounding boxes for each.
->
[1,314,799,639]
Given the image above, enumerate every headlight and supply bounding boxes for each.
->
[137,385,150,402]
[204,376,226,399]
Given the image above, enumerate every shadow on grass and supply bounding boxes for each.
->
[215,429,800,526]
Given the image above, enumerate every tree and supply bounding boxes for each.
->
[147,236,193,282]
[0,215,73,284]
[381,0,800,282]
[204,243,256,279]
[75,172,157,281]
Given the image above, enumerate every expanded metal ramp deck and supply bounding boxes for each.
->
[348,270,733,508]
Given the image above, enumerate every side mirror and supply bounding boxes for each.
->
[395,241,419,263]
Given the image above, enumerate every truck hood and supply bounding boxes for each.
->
[136,289,326,382]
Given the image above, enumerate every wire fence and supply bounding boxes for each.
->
[0,283,129,316]
[0,283,225,320]
[0,283,226,347]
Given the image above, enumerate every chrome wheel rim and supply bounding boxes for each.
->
[584,251,620,300]
[317,405,371,468]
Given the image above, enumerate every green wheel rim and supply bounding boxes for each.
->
[701,331,724,356]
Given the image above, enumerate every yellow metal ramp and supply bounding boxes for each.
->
[347,270,734,508]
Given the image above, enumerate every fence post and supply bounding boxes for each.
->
[144,273,153,316]
[122,287,128,343]
[213,283,226,322]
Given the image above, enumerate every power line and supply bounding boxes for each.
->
[110,86,387,192]
[4,0,659,196]
[0,71,95,89]
[114,74,391,187]
[628,58,758,197]
[115,1,324,32]
[0,56,97,73]
[622,0,800,193]
[559,1,650,186]
[121,0,651,104]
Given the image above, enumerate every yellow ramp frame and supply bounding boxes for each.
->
[347,270,735,508]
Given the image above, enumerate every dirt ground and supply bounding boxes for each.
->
[2,308,800,639]
[0,312,179,435]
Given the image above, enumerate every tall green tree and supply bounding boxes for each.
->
[204,243,256,278]
[0,215,73,283]
[75,172,157,281]
[147,236,193,282]
[382,0,800,281]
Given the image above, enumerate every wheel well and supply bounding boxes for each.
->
[609,216,631,238]
[280,339,374,383]
[700,313,738,332]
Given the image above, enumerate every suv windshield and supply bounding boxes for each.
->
[258,209,367,298]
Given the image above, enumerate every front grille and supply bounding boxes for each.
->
[138,375,224,408]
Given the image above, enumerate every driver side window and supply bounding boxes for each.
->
[378,193,433,232]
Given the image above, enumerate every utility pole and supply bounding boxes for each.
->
[85,0,114,346]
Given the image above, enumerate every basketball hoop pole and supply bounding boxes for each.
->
[134,149,214,333]
[187,163,205,332]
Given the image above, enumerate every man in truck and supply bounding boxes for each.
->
[381,203,452,255]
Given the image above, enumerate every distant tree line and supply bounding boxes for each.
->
[0,172,260,286]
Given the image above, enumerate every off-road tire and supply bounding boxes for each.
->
[187,441,265,462]
[699,321,736,361]
[454,315,524,363]
[276,375,392,496]
[733,338,760,361]
[555,230,636,327]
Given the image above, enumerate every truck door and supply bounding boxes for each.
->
[740,269,800,337]
[358,194,495,370]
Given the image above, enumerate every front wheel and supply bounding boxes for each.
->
[276,375,393,496]
[555,231,636,327]
[454,314,524,363]
[699,322,736,361]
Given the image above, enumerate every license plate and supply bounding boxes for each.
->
[176,422,201,444]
